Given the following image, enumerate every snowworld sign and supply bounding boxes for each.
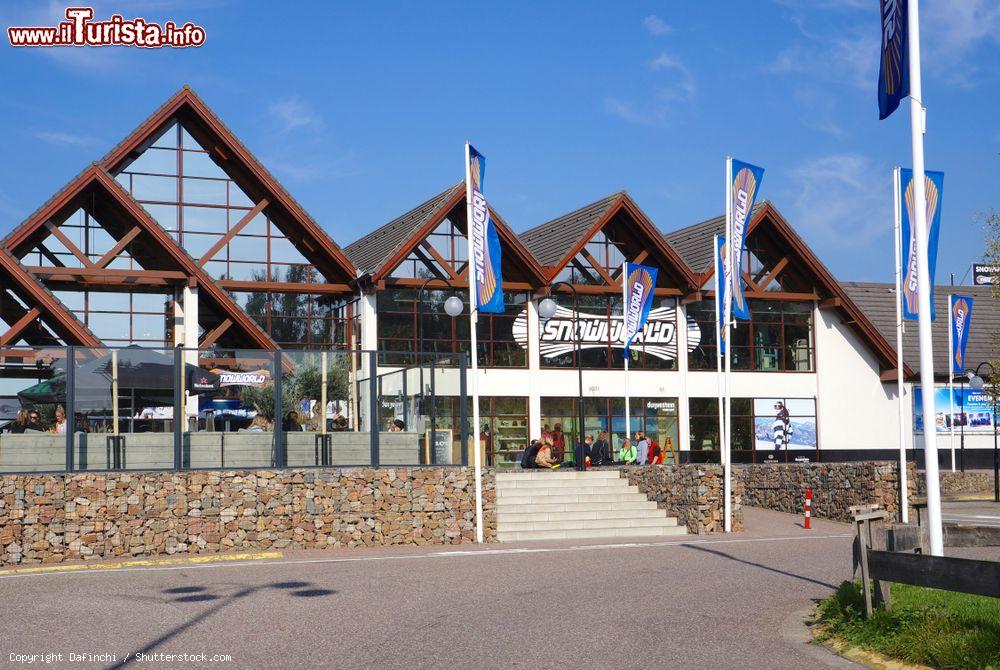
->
[512,302,701,361]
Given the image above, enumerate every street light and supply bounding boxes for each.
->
[416,277,464,464]
[969,362,999,503]
[538,281,585,471]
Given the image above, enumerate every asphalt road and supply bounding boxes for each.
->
[0,509,860,670]
[942,500,1000,528]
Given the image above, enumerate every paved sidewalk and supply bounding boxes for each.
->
[0,508,857,669]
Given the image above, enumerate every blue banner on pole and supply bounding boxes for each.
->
[899,168,944,321]
[716,235,729,356]
[466,145,505,313]
[729,159,764,321]
[878,0,910,120]
[622,263,658,357]
[950,295,974,374]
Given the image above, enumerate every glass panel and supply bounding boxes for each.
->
[126,147,177,176]
[182,177,227,205]
[74,347,177,471]
[182,150,227,179]
[131,174,177,202]
[0,348,67,472]
[182,205,228,234]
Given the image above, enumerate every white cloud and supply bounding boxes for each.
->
[268,97,322,133]
[606,52,696,125]
[33,131,98,146]
[643,15,672,36]
[769,29,877,90]
[785,154,890,249]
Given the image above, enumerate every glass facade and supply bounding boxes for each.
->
[687,299,814,372]
[540,396,679,463]
[377,288,527,367]
[688,396,818,463]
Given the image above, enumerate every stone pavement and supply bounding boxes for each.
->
[0,508,860,669]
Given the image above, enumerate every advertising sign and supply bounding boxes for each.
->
[752,398,817,451]
[728,159,765,321]
[621,263,658,357]
[513,301,701,361]
[914,387,997,433]
[899,168,944,320]
[973,264,1000,286]
[465,144,505,313]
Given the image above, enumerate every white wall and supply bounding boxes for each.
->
[815,307,899,450]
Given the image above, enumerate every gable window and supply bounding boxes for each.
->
[687,298,814,372]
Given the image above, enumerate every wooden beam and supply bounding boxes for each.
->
[681,291,703,304]
[44,222,95,268]
[26,266,188,280]
[581,249,617,286]
[757,257,790,292]
[35,275,175,289]
[199,318,232,349]
[632,250,649,265]
[419,241,461,281]
[741,269,759,292]
[95,226,142,268]
[820,296,842,309]
[0,308,42,346]
[216,280,353,294]
[36,243,66,268]
[879,369,899,382]
[197,198,269,266]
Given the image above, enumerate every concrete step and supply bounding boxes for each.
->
[496,470,623,481]
[496,500,659,514]
[497,484,640,498]
[497,508,668,523]
[497,525,688,542]
[495,491,649,505]
[496,477,630,489]
[499,516,680,533]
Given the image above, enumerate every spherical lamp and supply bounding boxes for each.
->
[538,297,558,319]
[444,295,464,317]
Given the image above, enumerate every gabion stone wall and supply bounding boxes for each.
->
[736,462,915,522]
[0,467,497,566]
[620,464,743,534]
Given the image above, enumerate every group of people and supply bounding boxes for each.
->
[521,429,663,469]
[3,406,68,435]
[274,410,352,433]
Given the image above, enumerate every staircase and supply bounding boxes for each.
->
[495,470,686,542]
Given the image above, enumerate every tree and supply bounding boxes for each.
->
[239,356,350,422]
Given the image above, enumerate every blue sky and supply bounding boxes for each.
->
[2,0,998,283]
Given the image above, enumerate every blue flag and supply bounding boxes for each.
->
[878,0,910,120]
[621,263,658,357]
[729,159,764,321]
[465,144,505,313]
[716,235,729,356]
[950,295,973,374]
[899,168,944,321]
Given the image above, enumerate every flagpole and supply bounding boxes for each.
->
[723,156,733,533]
[893,166,909,524]
[464,142,484,544]
[906,0,943,556]
[714,235,724,483]
[948,294,956,472]
[623,261,632,443]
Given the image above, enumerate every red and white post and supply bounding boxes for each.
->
[804,489,812,530]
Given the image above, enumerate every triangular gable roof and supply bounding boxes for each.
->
[345,182,548,285]
[519,191,698,289]
[664,202,767,276]
[844,282,997,379]
[664,201,909,375]
[98,86,357,285]
[2,164,278,350]
[0,246,101,347]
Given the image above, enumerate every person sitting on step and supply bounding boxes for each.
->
[618,438,637,465]
[534,436,561,470]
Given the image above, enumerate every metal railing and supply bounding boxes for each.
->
[0,346,470,473]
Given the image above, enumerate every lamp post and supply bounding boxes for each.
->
[416,277,464,464]
[969,362,999,503]
[538,281,585,471]
[959,371,969,474]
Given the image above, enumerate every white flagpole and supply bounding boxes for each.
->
[893,166,909,524]
[906,0,943,556]
[723,156,733,533]
[464,142,484,544]
[623,261,632,443]
[714,235,724,480]
[948,294,956,472]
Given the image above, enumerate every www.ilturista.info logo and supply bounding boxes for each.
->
[8,7,206,48]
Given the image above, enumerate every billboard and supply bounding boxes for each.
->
[913,387,997,433]
[752,398,817,451]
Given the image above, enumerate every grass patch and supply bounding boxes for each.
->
[815,581,1000,670]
